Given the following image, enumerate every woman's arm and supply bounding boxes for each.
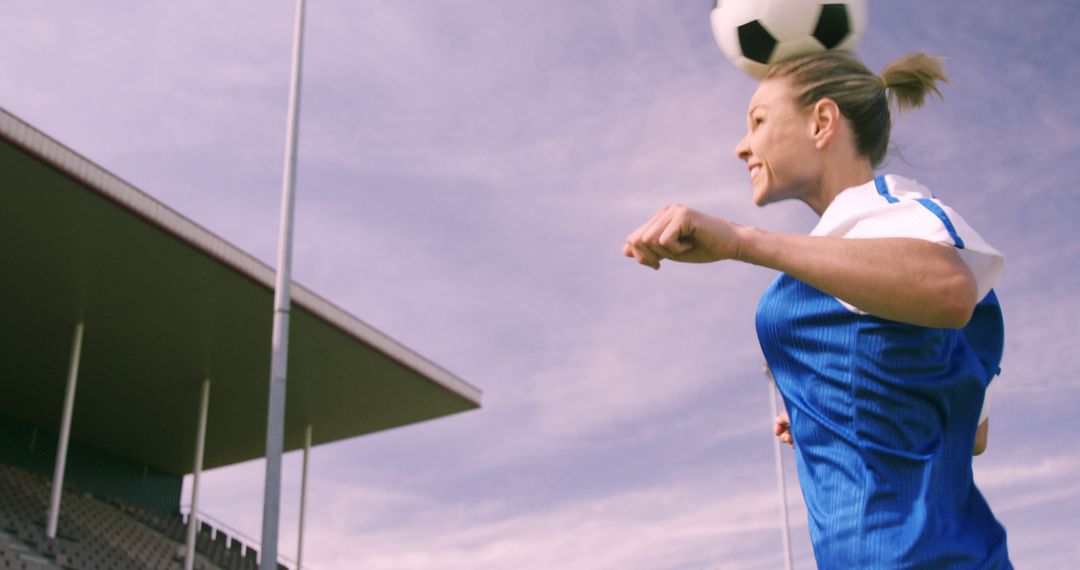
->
[736,226,978,329]
[623,205,978,329]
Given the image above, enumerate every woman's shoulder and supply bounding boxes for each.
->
[812,174,916,237]
[879,174,935,201]
[812,174,959,239]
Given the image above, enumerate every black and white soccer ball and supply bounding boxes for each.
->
[710,0,868,80]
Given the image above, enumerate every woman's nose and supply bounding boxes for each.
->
[734,134,750,161]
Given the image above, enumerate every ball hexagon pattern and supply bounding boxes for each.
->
[711,0,868,80]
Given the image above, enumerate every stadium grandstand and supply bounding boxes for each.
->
[0,105,482,570]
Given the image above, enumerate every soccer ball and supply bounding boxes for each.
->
[710,0,868,80]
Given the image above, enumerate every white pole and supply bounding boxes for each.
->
[185,379,212,570]
[296,425,312,570]
[764,364,794,570]
[261,0,307,568]
[47,322,84,539]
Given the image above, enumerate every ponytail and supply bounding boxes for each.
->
[881,52,948,113]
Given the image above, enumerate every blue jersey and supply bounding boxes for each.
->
[755,175,1011,568]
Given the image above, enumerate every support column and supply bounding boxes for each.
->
[296,425,312,570]
[764,365,794,570]
[47,322,84,539]
[185,379,212,570]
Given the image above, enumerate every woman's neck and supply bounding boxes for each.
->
[804,160,876,216]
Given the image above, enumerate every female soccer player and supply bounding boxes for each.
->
[623,50,1011,568]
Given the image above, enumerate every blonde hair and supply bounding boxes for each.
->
[765,51,948,168]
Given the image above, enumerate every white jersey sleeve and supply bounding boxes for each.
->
[812,174,1005,307]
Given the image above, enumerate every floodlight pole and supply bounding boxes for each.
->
[260,0,307,569]
[763,364,794,570]
[47,322,84,539]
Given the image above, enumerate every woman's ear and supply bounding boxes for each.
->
[811,98,841,149]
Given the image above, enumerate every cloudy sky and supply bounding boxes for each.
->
[3,1,1078,568]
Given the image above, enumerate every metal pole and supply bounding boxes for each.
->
[763,364,794,570]
[261,0,307,568]
[185,379,212,570]
[296,425,312,570]
[47,322,84,539]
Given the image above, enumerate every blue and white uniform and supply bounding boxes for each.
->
[756,175,1011,568]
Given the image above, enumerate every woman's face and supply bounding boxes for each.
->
[734,78,821,206]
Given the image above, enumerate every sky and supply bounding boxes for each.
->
[2,1,1079,568]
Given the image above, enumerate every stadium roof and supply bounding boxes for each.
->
[0,106,481,476]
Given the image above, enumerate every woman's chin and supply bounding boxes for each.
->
[754,183,799,208]
[753,187,775,207]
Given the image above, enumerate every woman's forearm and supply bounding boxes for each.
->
[734,227,978,328]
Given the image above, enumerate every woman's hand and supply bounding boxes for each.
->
[622,205,742,269]
[774,411,794,447]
